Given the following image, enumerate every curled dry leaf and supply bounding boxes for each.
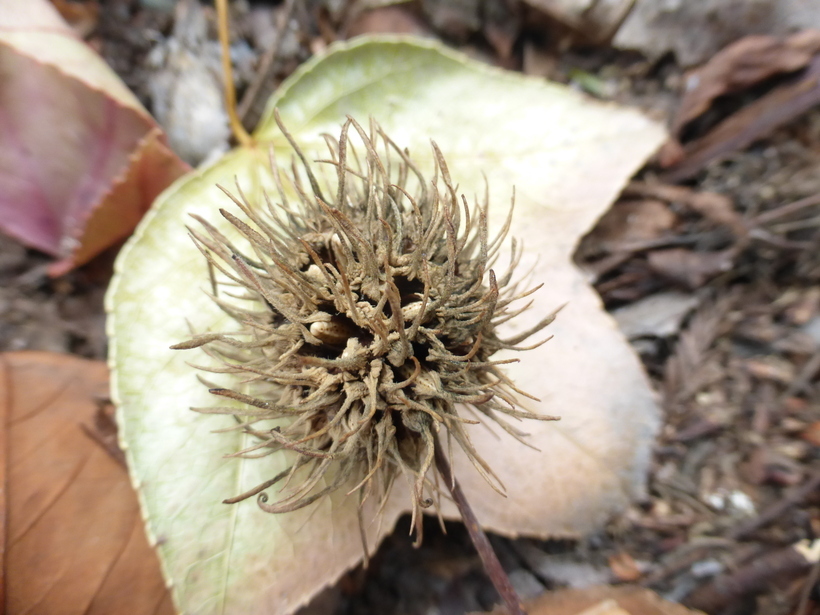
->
[107,37,666,614]
[2,351,173,615]
[0,0,190,275]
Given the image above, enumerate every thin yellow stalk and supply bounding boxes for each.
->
[215,0,254,148]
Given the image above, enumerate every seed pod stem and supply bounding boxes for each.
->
[434,440,527,615]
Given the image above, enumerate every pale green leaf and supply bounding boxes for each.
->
[107,36,666,615]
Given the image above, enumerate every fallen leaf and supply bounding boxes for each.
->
[478,585,705,615]
[686,192,746,235]
[624,183,745,236]
[346,6,431,38]
[613,292,699,339]
[664,55,820,182]
[614,0,820,67]
[107,37,665,613]
[648,248,736,289]
[2,351,173,615]
[0,0,190,274]
[608,552,643,582]
[583,199,677,254]
[671,31,820,136]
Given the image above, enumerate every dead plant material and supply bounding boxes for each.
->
[174,114,558,542]
[664,295,733,411]
[434,440,525,615]
[624,182,746,236]
[671,30,820,137]
[684,540,820,613]
[345,6,429,38]
[609,551,643,582]
[582,199,678,256]
[80,397,126,468]
[665,56,820,182]
[237,0,297,130]
[647,247,737,290]
[2,352,173,614]
[730,471,820,540]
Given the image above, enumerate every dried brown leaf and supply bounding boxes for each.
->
[585,199,677,254]
[608,552,643,582]
[346,6,430,38]
[672,31,820,136]
[665,55,820,182]
[613,292,698,340]
[624,183,745,235]
[664,296,733,408]
[648,248,736,289]
[2,351,173,615]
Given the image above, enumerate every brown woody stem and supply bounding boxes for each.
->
[434,442,526,615]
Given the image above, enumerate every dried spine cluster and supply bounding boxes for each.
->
[175,115,558,540]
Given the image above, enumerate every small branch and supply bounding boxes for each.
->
[729,470,820,540]
[215,0,254,148]
[750,192,820,226]
[684,541,819,612]
[434,442,526,615]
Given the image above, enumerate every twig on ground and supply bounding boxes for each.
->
[729,471,820,540]
[750,192,820,227]
[684,541,820,612]
[795,559,820,615]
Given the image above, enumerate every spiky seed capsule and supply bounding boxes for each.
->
[174,115,559,542]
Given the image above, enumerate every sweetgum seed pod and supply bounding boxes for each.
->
[175,113,559,543]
